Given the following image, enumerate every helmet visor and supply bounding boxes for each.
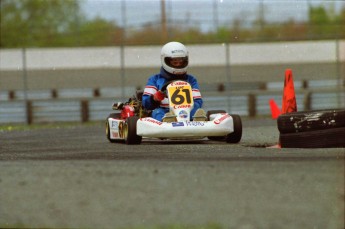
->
[164,57,188,69]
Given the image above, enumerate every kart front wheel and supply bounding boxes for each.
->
[226,114,242,143]
[124,116,142,145]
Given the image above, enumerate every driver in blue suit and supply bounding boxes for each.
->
[142,41,206,122]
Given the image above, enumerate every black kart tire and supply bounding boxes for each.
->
[226,114,242,143]
[124,116,142,145]
[106,113,121,143]
[279,127,345,148]
[277,109,345,134]
[206,110,226,141]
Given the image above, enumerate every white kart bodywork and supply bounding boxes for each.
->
[107,113,235,140]
[136,114,234,139]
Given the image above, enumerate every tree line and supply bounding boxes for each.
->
[1,0,344,48]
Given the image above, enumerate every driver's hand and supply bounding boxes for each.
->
[153,90,165,102]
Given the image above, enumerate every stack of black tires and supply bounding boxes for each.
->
[277,109,345,148]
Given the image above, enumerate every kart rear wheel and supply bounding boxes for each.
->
[124,116,142,145]
[206,110,226,141]
[106,113,121,143]
[226,114,242,143]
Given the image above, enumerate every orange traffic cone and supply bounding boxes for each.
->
[281,69,297,114]
[269,98,281,119]
[268,69,297,149]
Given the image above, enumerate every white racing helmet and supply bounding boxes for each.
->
[161,41,188,75]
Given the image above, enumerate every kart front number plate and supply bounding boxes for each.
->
[167,84,193,106]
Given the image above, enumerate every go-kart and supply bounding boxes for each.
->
[106,80,242,145]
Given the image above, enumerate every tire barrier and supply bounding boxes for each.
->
[277,109,345,148]
[279,127,345,148]
[277,109,345,133]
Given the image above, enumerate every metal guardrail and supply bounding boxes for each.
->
[0,86,138,101]
[0,88,344,124]
[1,79,344,102]
[203,89,344,116]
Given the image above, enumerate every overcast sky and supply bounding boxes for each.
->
[81,0,345,32]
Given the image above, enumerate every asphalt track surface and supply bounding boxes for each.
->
[0,118,344,229]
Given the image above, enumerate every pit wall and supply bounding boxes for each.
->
[1,40,344,90]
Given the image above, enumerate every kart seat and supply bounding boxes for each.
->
[135,89,152,117]
[136,90,144,101]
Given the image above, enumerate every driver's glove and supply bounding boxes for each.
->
[153,91,165,102]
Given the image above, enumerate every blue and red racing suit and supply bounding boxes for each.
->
[142,67,203,121]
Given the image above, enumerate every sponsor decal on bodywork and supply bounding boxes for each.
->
[172,122,184,127]
[111,120,119,129]
[214,114,230,124]
[172,121,205,127]
[186,121,205,126]
[170,81,188,86]
[178,110,188,119]
[141,118,163,125]
[175,104,191,109]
